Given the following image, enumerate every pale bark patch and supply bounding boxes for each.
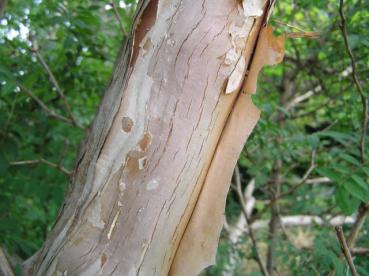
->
[107,210,121,240]
[87,193,105,229]
[243,0,265,17]
[146,179,159,190]
[224,0,266,94]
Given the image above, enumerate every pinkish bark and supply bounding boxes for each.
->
[23,0,271,275]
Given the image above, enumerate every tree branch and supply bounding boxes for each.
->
[347,202,369,248]
[278,150,316,199]
[17,82,75,126]
[335,226,358,276]
[234,166,270,276]
[351,247,369,256]
[110,1,128,36]
[247,215,355,231]
[30,40,83,129]
[10,158,71,176]
[266,160,281,275]
[339,0,368,163]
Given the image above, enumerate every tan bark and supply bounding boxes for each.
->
[23,0,278,275]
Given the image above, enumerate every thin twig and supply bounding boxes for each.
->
[305,177,331,184]
[234,166,270,276]
[17,82,74,125]
[351,247,369,256]
[335,226,358,276]
[339,0,368,163]
[30,39,83,129]
[329,203,369,276]
[266,160,281,275]
[10,159,71,176]
[285,32,320,39]
[271,19,308,33]
[278,150,316,199]
[110,1,128,36]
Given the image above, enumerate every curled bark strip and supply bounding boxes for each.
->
[243,26,285,94]
[170,93,260,276]
[170,19,286,276]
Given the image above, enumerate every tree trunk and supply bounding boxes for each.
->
[23,0,275,275]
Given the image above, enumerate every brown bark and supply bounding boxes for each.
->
[23,0,277,275]
[0,0,6,17]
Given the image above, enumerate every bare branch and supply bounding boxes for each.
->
[110,1,128,36]
[234,166,270,276]
[285,85,321,110]
[329,203,369,276]
[339,0,368,162]
[10,158,71,176]
[17,82,75,125]
[29,40,83,129]
[335,226,358,276]
[305,177,331,184]
[279,150,316,199]
[228,179,256,243]
[347,202,369,248]
[246,215,355,231]
[351,247,369,256]
[266,160,281,275]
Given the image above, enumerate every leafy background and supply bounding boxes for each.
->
[0,0,368,275]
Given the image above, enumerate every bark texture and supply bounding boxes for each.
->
[23,0,275,275]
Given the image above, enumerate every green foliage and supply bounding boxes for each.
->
[0,0,136,261]
[1,0,368,275]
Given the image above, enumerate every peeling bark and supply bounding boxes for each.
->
[23,0,280,275]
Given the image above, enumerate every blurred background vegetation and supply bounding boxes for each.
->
[0,0,368,275]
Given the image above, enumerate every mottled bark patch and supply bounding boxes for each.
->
[138,132,152,151]
[122,116,134,132]
[100,253,107,267]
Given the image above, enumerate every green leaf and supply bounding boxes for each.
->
[316,167,342,182]
[362,166,369,177]
[0,153,9,174]
[307,134,320,149]
[339,153,361,166]
[319,131,352,145]
[343,177,369,202]
[351,174,368,190]
[335,186,360,215]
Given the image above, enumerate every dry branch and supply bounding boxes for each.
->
[278,150,316,199]
[351,247,369,256]
[234,166,270,276]
[17,82,75,125]
[30,40,83,129]
[335,226,358,276]
[110,1,128,36]
[10,159,71,175]
[339,0,368,162]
